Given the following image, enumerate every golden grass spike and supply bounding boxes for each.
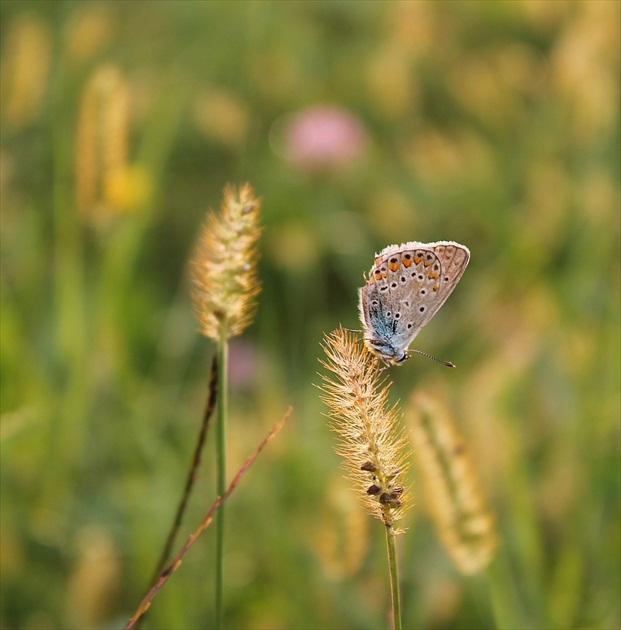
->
[319,326,411,530]
[313,476,369,579]
[190,183,262,342]
[75,65,130,221]
[407,391,497,574]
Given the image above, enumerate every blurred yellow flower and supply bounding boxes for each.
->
[193,88,249,149]
[266,221,320,273]
[550,0,619,143]
[104,164,152,211]
[367,46,417,118]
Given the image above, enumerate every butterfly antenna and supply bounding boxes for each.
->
[410,349,456,368]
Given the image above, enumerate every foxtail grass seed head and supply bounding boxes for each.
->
[76,65,142,223]
[320,327,410,531]
[407,391,497,574]
[191,183,261,342]
[313,477,369,579]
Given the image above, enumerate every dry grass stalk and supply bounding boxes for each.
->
[320,327,410,531]
[407,391,497,574]
[191,183,261,342]
[124,409,291,630]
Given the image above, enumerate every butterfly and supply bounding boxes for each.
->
[358,241,470,365]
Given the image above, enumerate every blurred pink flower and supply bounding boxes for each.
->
[228,338,258,389]
[279,105,368,170]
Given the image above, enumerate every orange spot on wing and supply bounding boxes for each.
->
[432,284,439,292]
[402,257,412,268]
[429,270,439,279]
[388,260,399,272]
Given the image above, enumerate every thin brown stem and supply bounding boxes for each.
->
[124,407,291,630]
[150,354,219,584]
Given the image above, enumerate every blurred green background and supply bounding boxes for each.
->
[1,1,619,629]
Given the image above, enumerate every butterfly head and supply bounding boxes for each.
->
[364,337,409,366]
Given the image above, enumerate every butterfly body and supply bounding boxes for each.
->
[358,241,470,365]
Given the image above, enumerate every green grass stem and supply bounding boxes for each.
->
[215,339,228,628]
[385,525,402,630]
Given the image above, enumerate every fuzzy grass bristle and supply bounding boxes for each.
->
[319,327,411,530]
[191,183,261,342]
